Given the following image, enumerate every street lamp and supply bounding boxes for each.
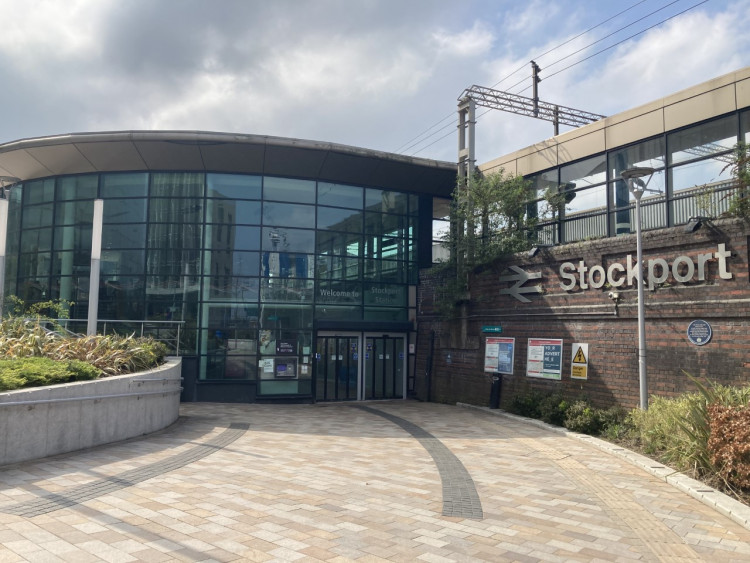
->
[621,167,654,410]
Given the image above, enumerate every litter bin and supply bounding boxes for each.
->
[489,375,501,409]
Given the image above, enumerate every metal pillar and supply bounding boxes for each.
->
[87,199,104,336]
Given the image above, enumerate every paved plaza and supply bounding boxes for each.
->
[0,401,749,562]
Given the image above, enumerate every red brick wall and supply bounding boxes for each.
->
[416,218,750,409]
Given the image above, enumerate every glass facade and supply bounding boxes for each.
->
[6,172,421,398]
[527,110,748,243]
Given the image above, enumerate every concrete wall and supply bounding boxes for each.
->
[0,357,182,466]
[416,219,750,410]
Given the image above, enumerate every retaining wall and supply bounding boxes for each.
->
[0,357,182,466]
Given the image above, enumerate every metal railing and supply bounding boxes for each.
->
[50,319,186,355]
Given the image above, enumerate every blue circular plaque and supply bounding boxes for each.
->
[687,320,712,346]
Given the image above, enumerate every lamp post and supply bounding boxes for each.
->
[621,167,654,410]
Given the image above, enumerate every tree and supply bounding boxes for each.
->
[433,169,536,317]
[724,142,750,219]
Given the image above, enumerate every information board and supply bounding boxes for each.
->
[526,338,563,380]
[484,337,515,374]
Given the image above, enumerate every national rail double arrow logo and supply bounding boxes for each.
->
[498,265,542,303]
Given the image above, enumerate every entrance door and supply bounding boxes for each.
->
[314,332,407,401]
[363,334,406,400]
[315,332,360,401]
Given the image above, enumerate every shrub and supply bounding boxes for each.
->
[538,393,568,426]
[47,334,168,375]
[509,389,545,418]
[0,357,100,391]
[564,401,603,435]
[708,403,750,490]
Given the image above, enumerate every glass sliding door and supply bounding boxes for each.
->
[363,333,406,400]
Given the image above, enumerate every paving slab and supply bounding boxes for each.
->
[0,401,749,562]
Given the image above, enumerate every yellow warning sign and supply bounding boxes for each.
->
[571,364,587,380]
[573,346,587,364]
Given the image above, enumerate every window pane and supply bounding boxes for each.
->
[149,198,203,223]
[151,172,204,198]
[260,278,314,302]
[208,277,260,301]
[148,223,203,249]
[261,252,312,278]
[527,170,558,200]
[365,188,408,214]
[206,199,261,225]
[206,225,260,252]
[365,212,408,237]
[609,138,665,178]
[264,177,315,203]
[101,250,145,276]
[671,158,732,194]
[146,249,201,276]
[207,173,262,200]
[23,204,54,228]
[262,202,315,228]
[103,199,147,223]
[204,250,259,277]
[317,182,363,208]
[21,228,52,253]
[57,175,97,201]
[55,224,93,253]
[55,200,94,225]
[24,179,55,204]
[409,194,419,216]
[259,304,312,329]
[52,250,91,277]
[560,155,606,189]
[364,259,407,283]
[316,231,361,256]
[669,115,737,165]
[743,110,750,143]
[99,276,145,320]
[262,227,315,254]
[103,224,146,249]
[317,206,363,232]
[101,173,149,198]
[315,255,360,280]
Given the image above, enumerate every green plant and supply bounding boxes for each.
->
[509,389,545,419]
[538,393,568,426]
[563,400,603,435]
[0,357,100,391]
[723,142,750,219]
[48,334,168,375]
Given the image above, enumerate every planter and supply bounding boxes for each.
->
[0,357,182,466]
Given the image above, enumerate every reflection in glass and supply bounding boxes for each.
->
[206,199,261,225]
[316,231,361,257]
[262,201,315,229]
[149,198,203,223]
[264,177,315,204]
[260,278,314,303]
[150,172,204,198]
[669,115,737,165]
[365,188,408,214]
[21,228,53,253]
[207,173,262,200]
[317,182,363,208]
[22,204,54,228]
[103,224,146,249]
[24,179,55,205]
[317,206,363,232]
[55,200,94,226]
[103,199,147,223]
[208,277,260,301]
[316,255,360,280]
[204,250,259,277]
[57,175,97,201]
[364,307,407,321]
[101,173,149,198]
[262,227,315,254]
[315,305,362,321]
[261,252,312,278]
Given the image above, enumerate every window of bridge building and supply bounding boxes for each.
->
[559,155,607,242]
[527,169,559,244]
[608,138,666,235]
[668,115,738,223]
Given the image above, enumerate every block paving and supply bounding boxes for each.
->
[0,400,748,562]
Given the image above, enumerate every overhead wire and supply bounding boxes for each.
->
[405,0,709,157]
[401,0,651,155]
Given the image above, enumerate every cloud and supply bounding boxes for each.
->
[432,21,495,57]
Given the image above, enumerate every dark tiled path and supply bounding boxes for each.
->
[0,401,749,562]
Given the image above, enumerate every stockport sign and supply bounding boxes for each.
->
[559,243,732,292]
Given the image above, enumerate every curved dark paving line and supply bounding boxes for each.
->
[1,422,249,517]
[354,405,483,520]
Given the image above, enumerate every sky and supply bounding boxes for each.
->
[0,0,748,165]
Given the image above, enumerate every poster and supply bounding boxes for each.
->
[527,338,563,380]
[571,343,589,380]
[484,337,515,374]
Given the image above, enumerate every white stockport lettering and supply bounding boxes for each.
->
[559,243,732,291]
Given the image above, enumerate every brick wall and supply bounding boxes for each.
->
[416,218,750,410]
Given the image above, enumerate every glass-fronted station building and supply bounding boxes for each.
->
[0,132,456,402]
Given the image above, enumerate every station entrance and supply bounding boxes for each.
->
[314,332,406,401]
